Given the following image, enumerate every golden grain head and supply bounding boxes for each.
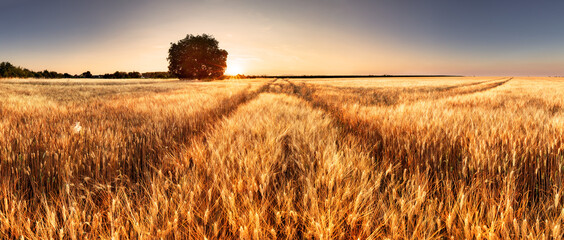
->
[0,77,562,239]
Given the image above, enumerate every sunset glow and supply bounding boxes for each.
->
[224,61,244,76]
[2,1,564,76]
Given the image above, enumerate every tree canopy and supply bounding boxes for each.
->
[167,34,228,80]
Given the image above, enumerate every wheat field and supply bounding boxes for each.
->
[0,77,563,239]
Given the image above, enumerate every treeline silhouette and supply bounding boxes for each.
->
[0,62,173,79]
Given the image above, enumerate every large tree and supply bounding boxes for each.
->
[167,34,228,80]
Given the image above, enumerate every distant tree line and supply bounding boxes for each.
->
[0,62,174,79]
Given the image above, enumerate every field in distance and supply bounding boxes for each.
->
[0,77,563,239]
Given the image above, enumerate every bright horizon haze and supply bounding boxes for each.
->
[1,0,564,76]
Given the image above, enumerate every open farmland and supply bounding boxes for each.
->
[0,77,563,239]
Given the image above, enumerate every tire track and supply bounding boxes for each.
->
[306,77,512,106]
[276,78,557,207]
[2,80,275,201]
[159,79,275,165]
[108,79,275,181]
[420,77,512,100]
[274,79,466,181]
[317,77,501,94]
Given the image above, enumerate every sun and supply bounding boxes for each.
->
[225,63,244,76]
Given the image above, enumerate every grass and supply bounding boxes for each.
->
[0,77,562,239]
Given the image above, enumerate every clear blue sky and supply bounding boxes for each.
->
[1,0,564,76]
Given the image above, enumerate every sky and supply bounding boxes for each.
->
[1,0,564,76]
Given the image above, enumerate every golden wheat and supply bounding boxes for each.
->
[0,77,562,239]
